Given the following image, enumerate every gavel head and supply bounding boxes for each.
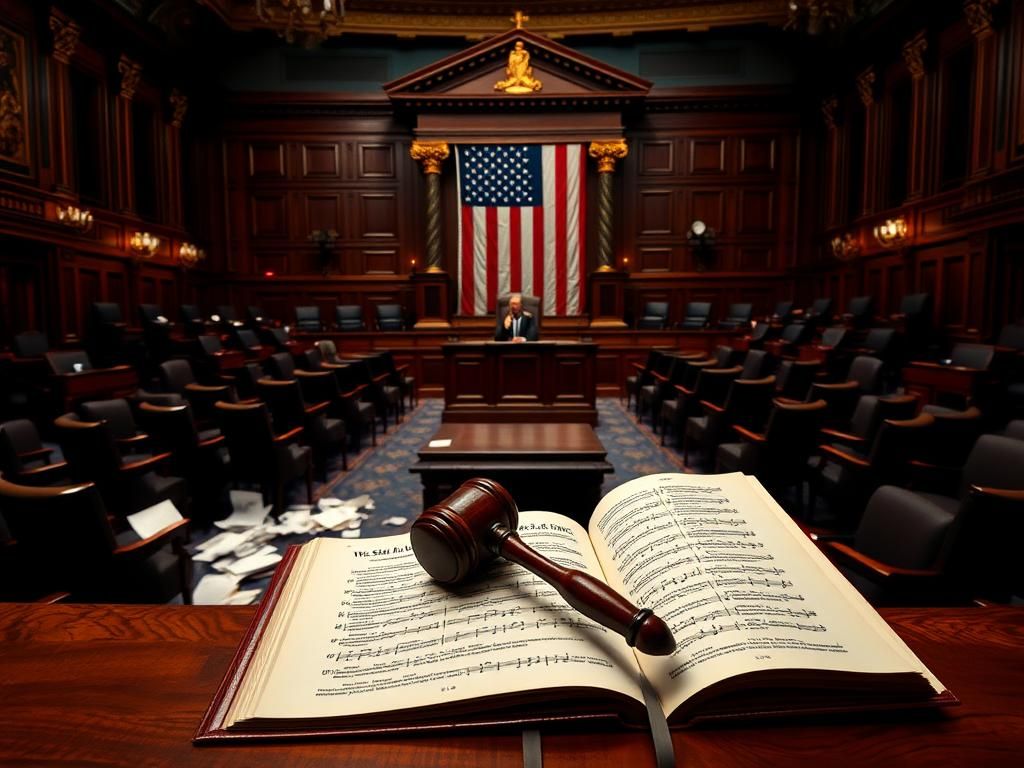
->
[411,478,519,585]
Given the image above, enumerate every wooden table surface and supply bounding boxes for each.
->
[0,603,1022,767]
[417,422,608,461]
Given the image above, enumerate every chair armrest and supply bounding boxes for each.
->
[394,363,409,375]
[823,541,943,581]
[304,400,330,416]
[17,446,53,461]
[339,384,366,399]
[969,485,1024,501]
[115,434,150,448]
[819,428,866,447]
[294,369,332,380]
[274,426,304,444]
[774,396,802,404]
[630,362,646,374]
[731,424,766,442]
[650,370,669,383]
[673,384,697,396]
[185,382,232,395]
[817,443,871,469]
[700,400,725,414]
[112,518,191,562]
[370,372,390,385]
[119,452,172,474]
[198,435,225,449]
[16,461,70,484]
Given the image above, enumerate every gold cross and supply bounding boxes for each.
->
[511,10,528,29]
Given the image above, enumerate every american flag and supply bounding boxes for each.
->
[456,144,586,316]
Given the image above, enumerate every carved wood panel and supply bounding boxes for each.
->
[301,144,340,178]
[689,138,727,175]
[358,144,396,179]
[247,143,286,178]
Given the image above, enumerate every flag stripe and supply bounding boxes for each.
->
[509,206,522,293]
[577,145,587,314]
[460,205,474,316]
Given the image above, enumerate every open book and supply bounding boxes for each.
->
[195,473,954,742]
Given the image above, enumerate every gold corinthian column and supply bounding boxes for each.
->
[588,140,628,272]
[409,141,450,272]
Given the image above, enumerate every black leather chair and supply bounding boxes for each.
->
[679,302,712,330]
[215,401,313,517]
[0,419,69,486]
[180,304,207,338]
[375,304,405,331]
[89,302,129,367]
[53,412,188,523]
[45,349,94,375]
[771,300,795,324]
[78,398,151,453]
[138,401,229,523]
[0,476,193,603]
[294,306,323,332]
[843,295,875,330]
[949,343,995,370]
[799,297,833,328]
[335,305,366,331]
[660,364,742,448]
[718,303,753,330]
[12,330,49,357]
[256,378,347,477]
[637,301,669,330]
[683,375,776,466]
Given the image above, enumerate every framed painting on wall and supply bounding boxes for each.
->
[0,22,30,172]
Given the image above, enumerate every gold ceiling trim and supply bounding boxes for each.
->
[221,2,788,39]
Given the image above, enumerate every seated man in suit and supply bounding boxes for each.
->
[494,293,539,343]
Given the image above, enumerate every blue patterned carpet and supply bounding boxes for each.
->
[189,398,688,597]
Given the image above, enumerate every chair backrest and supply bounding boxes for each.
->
[740,349,768,379]
[694,365,743,407]
[46,350,93,375]
[780,323,807,344]
[235,329,262,349]
[197,335,223,355]
[79,399,138,441]
[53,414,123,484]
[91,302,123,325]
[0,419,45,476]
[294,306,322,331]
[748,323,770,345]
[265,327,291,349]
[865,412,935,479]
[775,359,820,400]
[854,485,958,571]
[159,359,196,393]
[862,327,896,355]
[848,394,918,441]
[267,352,296,380]
[335,305,365,331]
[773,300,794,322]
[255,379,307,434]
[899,292,931,317]
[996,322,1024,350]
[638,301,669,329]
[761,400,828,476]
[723,375,776,430]
[807,297,833,317]
[496,295,542,332]
[846,295,874,326]
[714,346,737,368]
[137,402,201,467]
[819,326,847,349]
[375,303,405,331]
[681,302,711,329]
[919,405,982,468]
[180,304,202,323]
[233,362,266,400]
[846,355,884,393]
[949,343,995,370]
[247,306,266,324]
[138,304,164,325]
[0,477,117,583]
[12,330,49,357]
[215,304,238,322]
[214,401,278,478]
[725,303,752,323]
[960,434,1024,498]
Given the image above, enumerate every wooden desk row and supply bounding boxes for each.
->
[0,602,1021,767]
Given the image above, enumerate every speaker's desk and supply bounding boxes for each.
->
[0,603,1021,767]
[410,421,613,524]
[442,340,597,424]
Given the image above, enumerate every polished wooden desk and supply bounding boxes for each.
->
[901,361,990,407]
[442,341,597,424]
[410,422,613,524]
[51,365,139,411]
[0,603,1021,767]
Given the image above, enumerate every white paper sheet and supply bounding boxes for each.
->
[126,499,183,540]
[224,550,282,577]
[193,573,243,605]
[428,439,452,448]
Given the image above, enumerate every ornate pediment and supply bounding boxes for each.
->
[384,28,651,111]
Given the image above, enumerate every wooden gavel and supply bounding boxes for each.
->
[411,478,676,656]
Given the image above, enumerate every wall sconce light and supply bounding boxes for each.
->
[56,205,94,233]
[873,217,908,248]
[308,229,338,275]
[410,257,417,274]
[129,231,160,259]
[830,232,860,261]
[686,220,717,272]
[178,242,205,269]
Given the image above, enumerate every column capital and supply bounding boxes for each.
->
[964,0,999,37]
[410,141,450,174]
[856,67,876,107]
[902,31,929,80]
[169,89,188,128]
[118,55,143,100]
[48,12,81,64]
[588,139,628,173]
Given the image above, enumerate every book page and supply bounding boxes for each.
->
[587,473,940,720]
[227,512,644,726]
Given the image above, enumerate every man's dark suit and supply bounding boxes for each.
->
[494,311,538,341]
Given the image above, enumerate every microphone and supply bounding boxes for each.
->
[411,478,676,656]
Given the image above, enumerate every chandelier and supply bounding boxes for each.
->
[784,0,857,35]
[255,0,344,44]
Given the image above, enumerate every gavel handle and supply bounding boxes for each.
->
[497,530,676,656]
